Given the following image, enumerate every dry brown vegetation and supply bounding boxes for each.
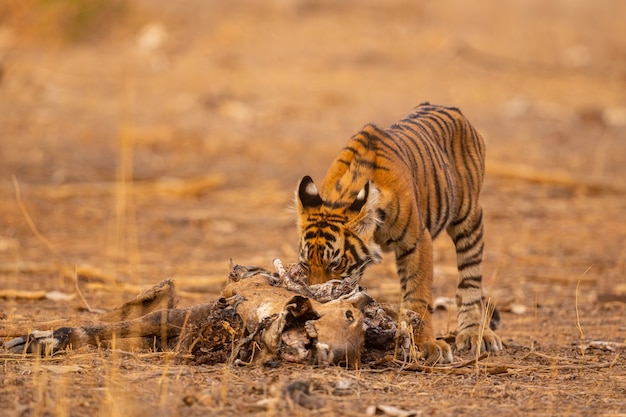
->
[1,0,625,416]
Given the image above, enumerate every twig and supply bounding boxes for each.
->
[74,265,102,314]
[520,350,587,365]
[394,352,500,374]
[0,262,119,285]
[456,40,616,80]
[30,175,225,199]
[486,161,625,195]
[586,341,626,351]
[454,352,490,368]
[576,266,593,360]
[504,361,616,374]
[575,267,592,342]
[0,289,47,300]
[12,176,64,259]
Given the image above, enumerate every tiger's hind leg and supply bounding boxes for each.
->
[447,208,502,353]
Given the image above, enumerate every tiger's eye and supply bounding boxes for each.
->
[327,260,338,271]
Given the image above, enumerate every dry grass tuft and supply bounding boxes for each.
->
[0,0,131,44]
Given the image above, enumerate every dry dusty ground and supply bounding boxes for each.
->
[1,1,625,416]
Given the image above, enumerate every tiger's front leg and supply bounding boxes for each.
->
[396,227,453,364]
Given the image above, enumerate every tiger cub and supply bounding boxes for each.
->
[295,103,502,363]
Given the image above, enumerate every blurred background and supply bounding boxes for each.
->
[0,0,624,308]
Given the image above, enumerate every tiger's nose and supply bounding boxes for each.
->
[308,267,329,285]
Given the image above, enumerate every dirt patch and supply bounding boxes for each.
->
[1,1,625,416]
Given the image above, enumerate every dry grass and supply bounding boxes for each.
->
[1,345,622,416]
[0,0,131,43]
[1,0,626,416]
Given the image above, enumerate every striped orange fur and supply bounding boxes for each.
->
[296,103,502,363]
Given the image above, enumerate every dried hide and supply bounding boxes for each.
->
[217,273,364,366]
[4,261,420,367]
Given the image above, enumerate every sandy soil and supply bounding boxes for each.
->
[1,1,625,416]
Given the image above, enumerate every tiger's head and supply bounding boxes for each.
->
[295,175,382,285]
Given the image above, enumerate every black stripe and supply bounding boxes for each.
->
[458,249,483,271]
[307,221,342,233]
[451,210,482,239]
[458,259,481,272]
[459,298,482,307]
[304,230,337,242]
[383,129,419,173]
[343,146,360,156]
[454,119,482,189]
[355,129,379,150]
[385,204,413,245]
[337,159,350,167]
[376,208,387,222]
[431,107,455,129]
[374,129,414,172]
[397,245,417,262]
[458,277,482,289]
[386,195,401,225]
[355,158,384,171]
[395,120,450,215]
[451,206,471,227]
[457,322,479,332]
[455,227,484,254]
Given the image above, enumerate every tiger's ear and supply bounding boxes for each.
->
[346,181,380,238]
[348,182,369,213]
[297,175,323,209]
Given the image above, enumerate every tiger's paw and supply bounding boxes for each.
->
[455,326,502,354]
[419,339,454,365]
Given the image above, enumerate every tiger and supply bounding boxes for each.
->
[295,102,502,363]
